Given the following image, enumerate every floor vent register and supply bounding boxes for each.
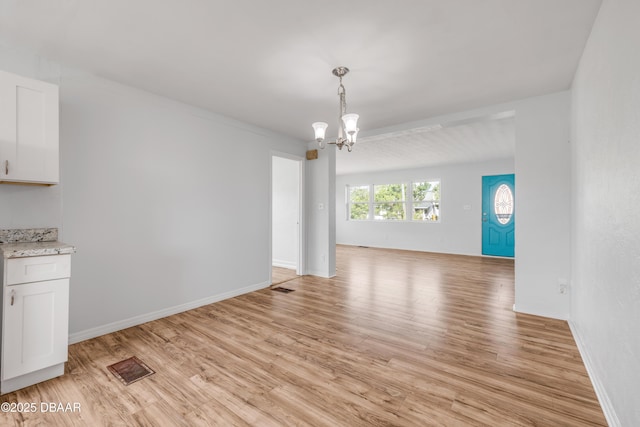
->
[107,356,155,386]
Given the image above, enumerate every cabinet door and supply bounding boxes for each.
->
[0,70,59,184]
[2,279,69,380]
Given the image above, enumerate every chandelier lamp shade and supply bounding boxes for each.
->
[312,66,359,152]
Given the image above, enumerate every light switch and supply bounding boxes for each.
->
[463,204,472,211]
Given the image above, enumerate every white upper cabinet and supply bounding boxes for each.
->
[0,70,59,185]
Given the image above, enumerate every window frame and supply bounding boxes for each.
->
[410,180,441,222]
[346,185,372,220]
[346,180,441,223]
[373,183,408,221]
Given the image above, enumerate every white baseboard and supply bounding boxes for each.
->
[68,280,270,345]
[569,320,620,427]
[512,303,569,321]
[305,269,336,279]
[272,259,296,270]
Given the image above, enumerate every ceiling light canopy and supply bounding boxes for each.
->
[312,67,359,152]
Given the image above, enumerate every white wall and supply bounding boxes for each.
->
[570,1,640,425]
[513,91,572,320]
[1,46,306,342]
[305,145,336,277]
[336,158,514,255]
[272,156,299,269]
[60,71,305,341]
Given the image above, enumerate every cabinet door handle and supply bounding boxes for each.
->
[4,160,8,175]
[10,289,15,306]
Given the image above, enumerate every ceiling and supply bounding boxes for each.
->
[0,0,601,168]
[337,114,515,175]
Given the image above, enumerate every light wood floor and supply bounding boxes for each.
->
[1,246,606,426]
[271,266,299,287]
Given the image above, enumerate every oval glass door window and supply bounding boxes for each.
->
[494,184,514,225]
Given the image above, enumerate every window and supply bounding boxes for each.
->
[348,185,370,220]
[412,181,440,222]
[347,180,440,222]
[494,184,513,224]
[374,184,407,220]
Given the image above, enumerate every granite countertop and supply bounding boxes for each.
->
[0,227,76,259]
[0,241,77,259]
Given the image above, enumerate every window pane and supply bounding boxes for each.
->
[413,181,440,202]
[413,181,440,221]
[374,203,406,220]
[350,203,369,220]
[413,203,439,221]
[349,185,369,203]
[374,184,407,202]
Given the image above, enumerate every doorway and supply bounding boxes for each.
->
[482,174,515,257]
[272,154,304,280]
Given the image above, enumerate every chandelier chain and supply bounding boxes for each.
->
[339,83,347,116]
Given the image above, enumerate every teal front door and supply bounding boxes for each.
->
[482,174,515,257]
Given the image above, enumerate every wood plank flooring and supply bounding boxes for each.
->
[1,245,606,426]
[271,266,299,287]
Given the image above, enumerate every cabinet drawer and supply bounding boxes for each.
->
[5,255,71,285]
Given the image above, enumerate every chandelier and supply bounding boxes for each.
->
[312,66,359,152]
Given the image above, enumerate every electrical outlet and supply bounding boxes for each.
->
[558,278,569,294]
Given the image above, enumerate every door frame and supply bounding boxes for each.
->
[270,152,305,279]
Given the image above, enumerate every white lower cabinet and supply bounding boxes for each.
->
[1,255,71,394]
[2,278,69,380]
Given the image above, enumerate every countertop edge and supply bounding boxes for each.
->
[0,242,77,259]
